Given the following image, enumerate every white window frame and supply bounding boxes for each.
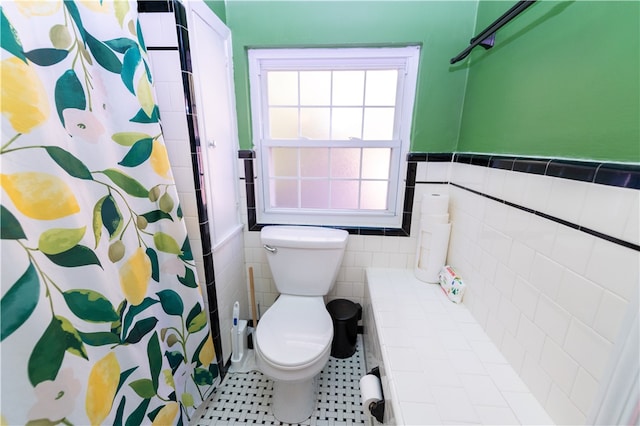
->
[248,46,420,228]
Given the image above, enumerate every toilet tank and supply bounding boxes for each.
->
[261,226,348,296]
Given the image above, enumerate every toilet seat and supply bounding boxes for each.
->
[255,295,333,369]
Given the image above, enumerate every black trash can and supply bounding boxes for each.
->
[326,299,362,358]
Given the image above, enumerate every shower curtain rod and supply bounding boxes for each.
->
[450,0,537,64]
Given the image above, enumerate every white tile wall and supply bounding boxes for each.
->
[585,238,639,300]
[523,173,555,213]
[501,331,526,371]
[519,353,552,404]
[592,290,627,341]
[141,19,205,306]
[570,368,599,415]
[556,270,603,326]
[534,294,572,345]
[138,13,178,47]
[579,183,638,242]
[545,384,586,425]
[448,162,639,425]
[539,338,579,394]
[512,276,539,320]
[515,316,545,361]
[212,230,248,362]
[623,196,640,245]
[563,319,612,379]
[141,14,248,363]
[550,225,595,275]
[545,177,589,225]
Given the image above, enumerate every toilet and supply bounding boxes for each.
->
[255,225,349,423]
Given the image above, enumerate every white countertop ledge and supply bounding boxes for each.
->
[364,268,554,425]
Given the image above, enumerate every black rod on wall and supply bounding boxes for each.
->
[450,0,537,64]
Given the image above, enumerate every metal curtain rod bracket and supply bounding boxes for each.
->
[450,0,537,64]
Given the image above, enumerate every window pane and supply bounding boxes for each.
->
[330,148,360,178]
[269,107,298,139]
[331,107,362,140]
[267,71,298,105]
[248,46,421,223]
[365,70,398,106]
[332,71,364,106]
[331,180,359,209]
[271,179,298,208]
[270,147,298,177]
[362,148,390,179]
[300,108,330,139]
[301,180,330,209]
[300,148,328,177]
[300,71,331,106]
[360,181,388,210]
[363,108,395,140]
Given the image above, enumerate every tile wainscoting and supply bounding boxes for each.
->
[445,158,638,424]
[238,151,638,424]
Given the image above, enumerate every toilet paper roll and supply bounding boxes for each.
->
[414,222,452,283]
[421,193,449,216]
[359,374,383,412]
[418,247,432,265]
[419,228,433,250]
[420,213,449,226]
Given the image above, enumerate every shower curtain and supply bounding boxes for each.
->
[0,1,219,424]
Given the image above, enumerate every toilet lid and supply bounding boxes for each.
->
[256,295,333,368]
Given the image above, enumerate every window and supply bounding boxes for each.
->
[248,47,420,228]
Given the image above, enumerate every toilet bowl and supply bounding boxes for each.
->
[255,295,333,423]
[255,226,348,423]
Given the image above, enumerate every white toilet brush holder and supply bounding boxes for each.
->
[231,320,248,368]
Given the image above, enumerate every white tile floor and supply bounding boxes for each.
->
[192,336,367,425]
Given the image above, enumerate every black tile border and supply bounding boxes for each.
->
[137,0,173,13]
[407,152,453,162]
[489,156,515,171]
[452,153,640,190]
[147,46,178,51]
[238,149,256,159]
[139,0,225,379]
[547,159,596,182]
[596,163,640,188]
[239,150,639,251]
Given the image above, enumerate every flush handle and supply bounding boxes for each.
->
[263,244,277,254]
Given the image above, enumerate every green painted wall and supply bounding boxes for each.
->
[458,1,640,162]
[204,0,226,23]
[224,1,478,151]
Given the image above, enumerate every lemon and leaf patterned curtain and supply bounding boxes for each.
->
[0,1,219,424]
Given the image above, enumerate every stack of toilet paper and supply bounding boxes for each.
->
[438,265,466,304]
[414,193,451,283]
